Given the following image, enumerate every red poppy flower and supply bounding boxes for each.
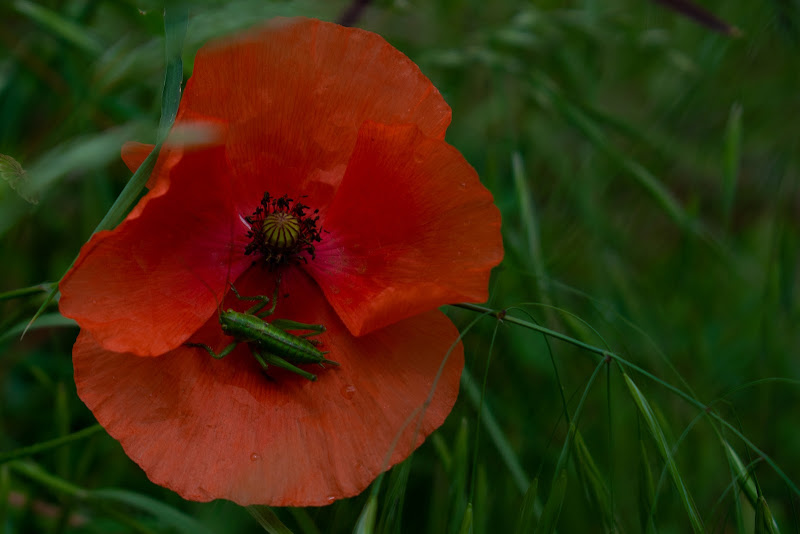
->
[59,17,502,506]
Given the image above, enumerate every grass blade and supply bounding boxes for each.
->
[530,72,695,233]
[2,313,76,345]
[515,477,539,534]
[639,439,657,533]
[457,503,473,534]
[624,373,704,533]
[574,430,614,530]
[159,7,189,142]
[90,489,217,534]
[354,494,378,534]
[723,439,758,505]
[755,496,779,534]
[24,7,188,336]
[534,470,567,534]
[246,506,294,534]
[461,369,529,493]
[377,456,413,533]
[0,425,102,464]
[12,0,103,55]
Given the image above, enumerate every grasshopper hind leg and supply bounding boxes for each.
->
[253,349,318,381]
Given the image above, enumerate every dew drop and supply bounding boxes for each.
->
[250,453,261,462]
[341,385,356,400]
[459,182,467,189]
[326,495,336,503]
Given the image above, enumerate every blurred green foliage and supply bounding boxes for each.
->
[1,0,799,532]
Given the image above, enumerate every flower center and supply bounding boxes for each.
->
[245,193,322,268]
[263,212,301,249]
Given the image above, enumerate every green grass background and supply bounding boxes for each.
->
[1,0,799,532]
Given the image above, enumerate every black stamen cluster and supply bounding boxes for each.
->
[244,193,322,269]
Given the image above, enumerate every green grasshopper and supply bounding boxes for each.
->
[187,278,339,381]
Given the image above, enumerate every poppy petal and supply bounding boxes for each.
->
[121,142,153,173]
[59,146,250,356]
[183,17,450,137]
[119,141,174,199]
[178,17,452,216]
[306,122,503,336]
[73,269,463,506]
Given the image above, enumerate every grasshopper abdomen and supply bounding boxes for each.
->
[220,310,336,366]
[186,278,339,381]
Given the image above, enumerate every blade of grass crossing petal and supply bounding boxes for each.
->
[159,7,188,142]
[12,0,103,55]
[534,470,567,534]
[354,494,378,534]
[515,478,539,534]
[92,139,161,234]
[722,103,742,229]
[24,8,187,337]
[623,374,704,533]
[97,5,186,231]
[246,506,294,534]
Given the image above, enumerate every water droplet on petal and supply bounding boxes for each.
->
[341,385,356,400]
[326,495,336,503]
[250,453,261,461]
